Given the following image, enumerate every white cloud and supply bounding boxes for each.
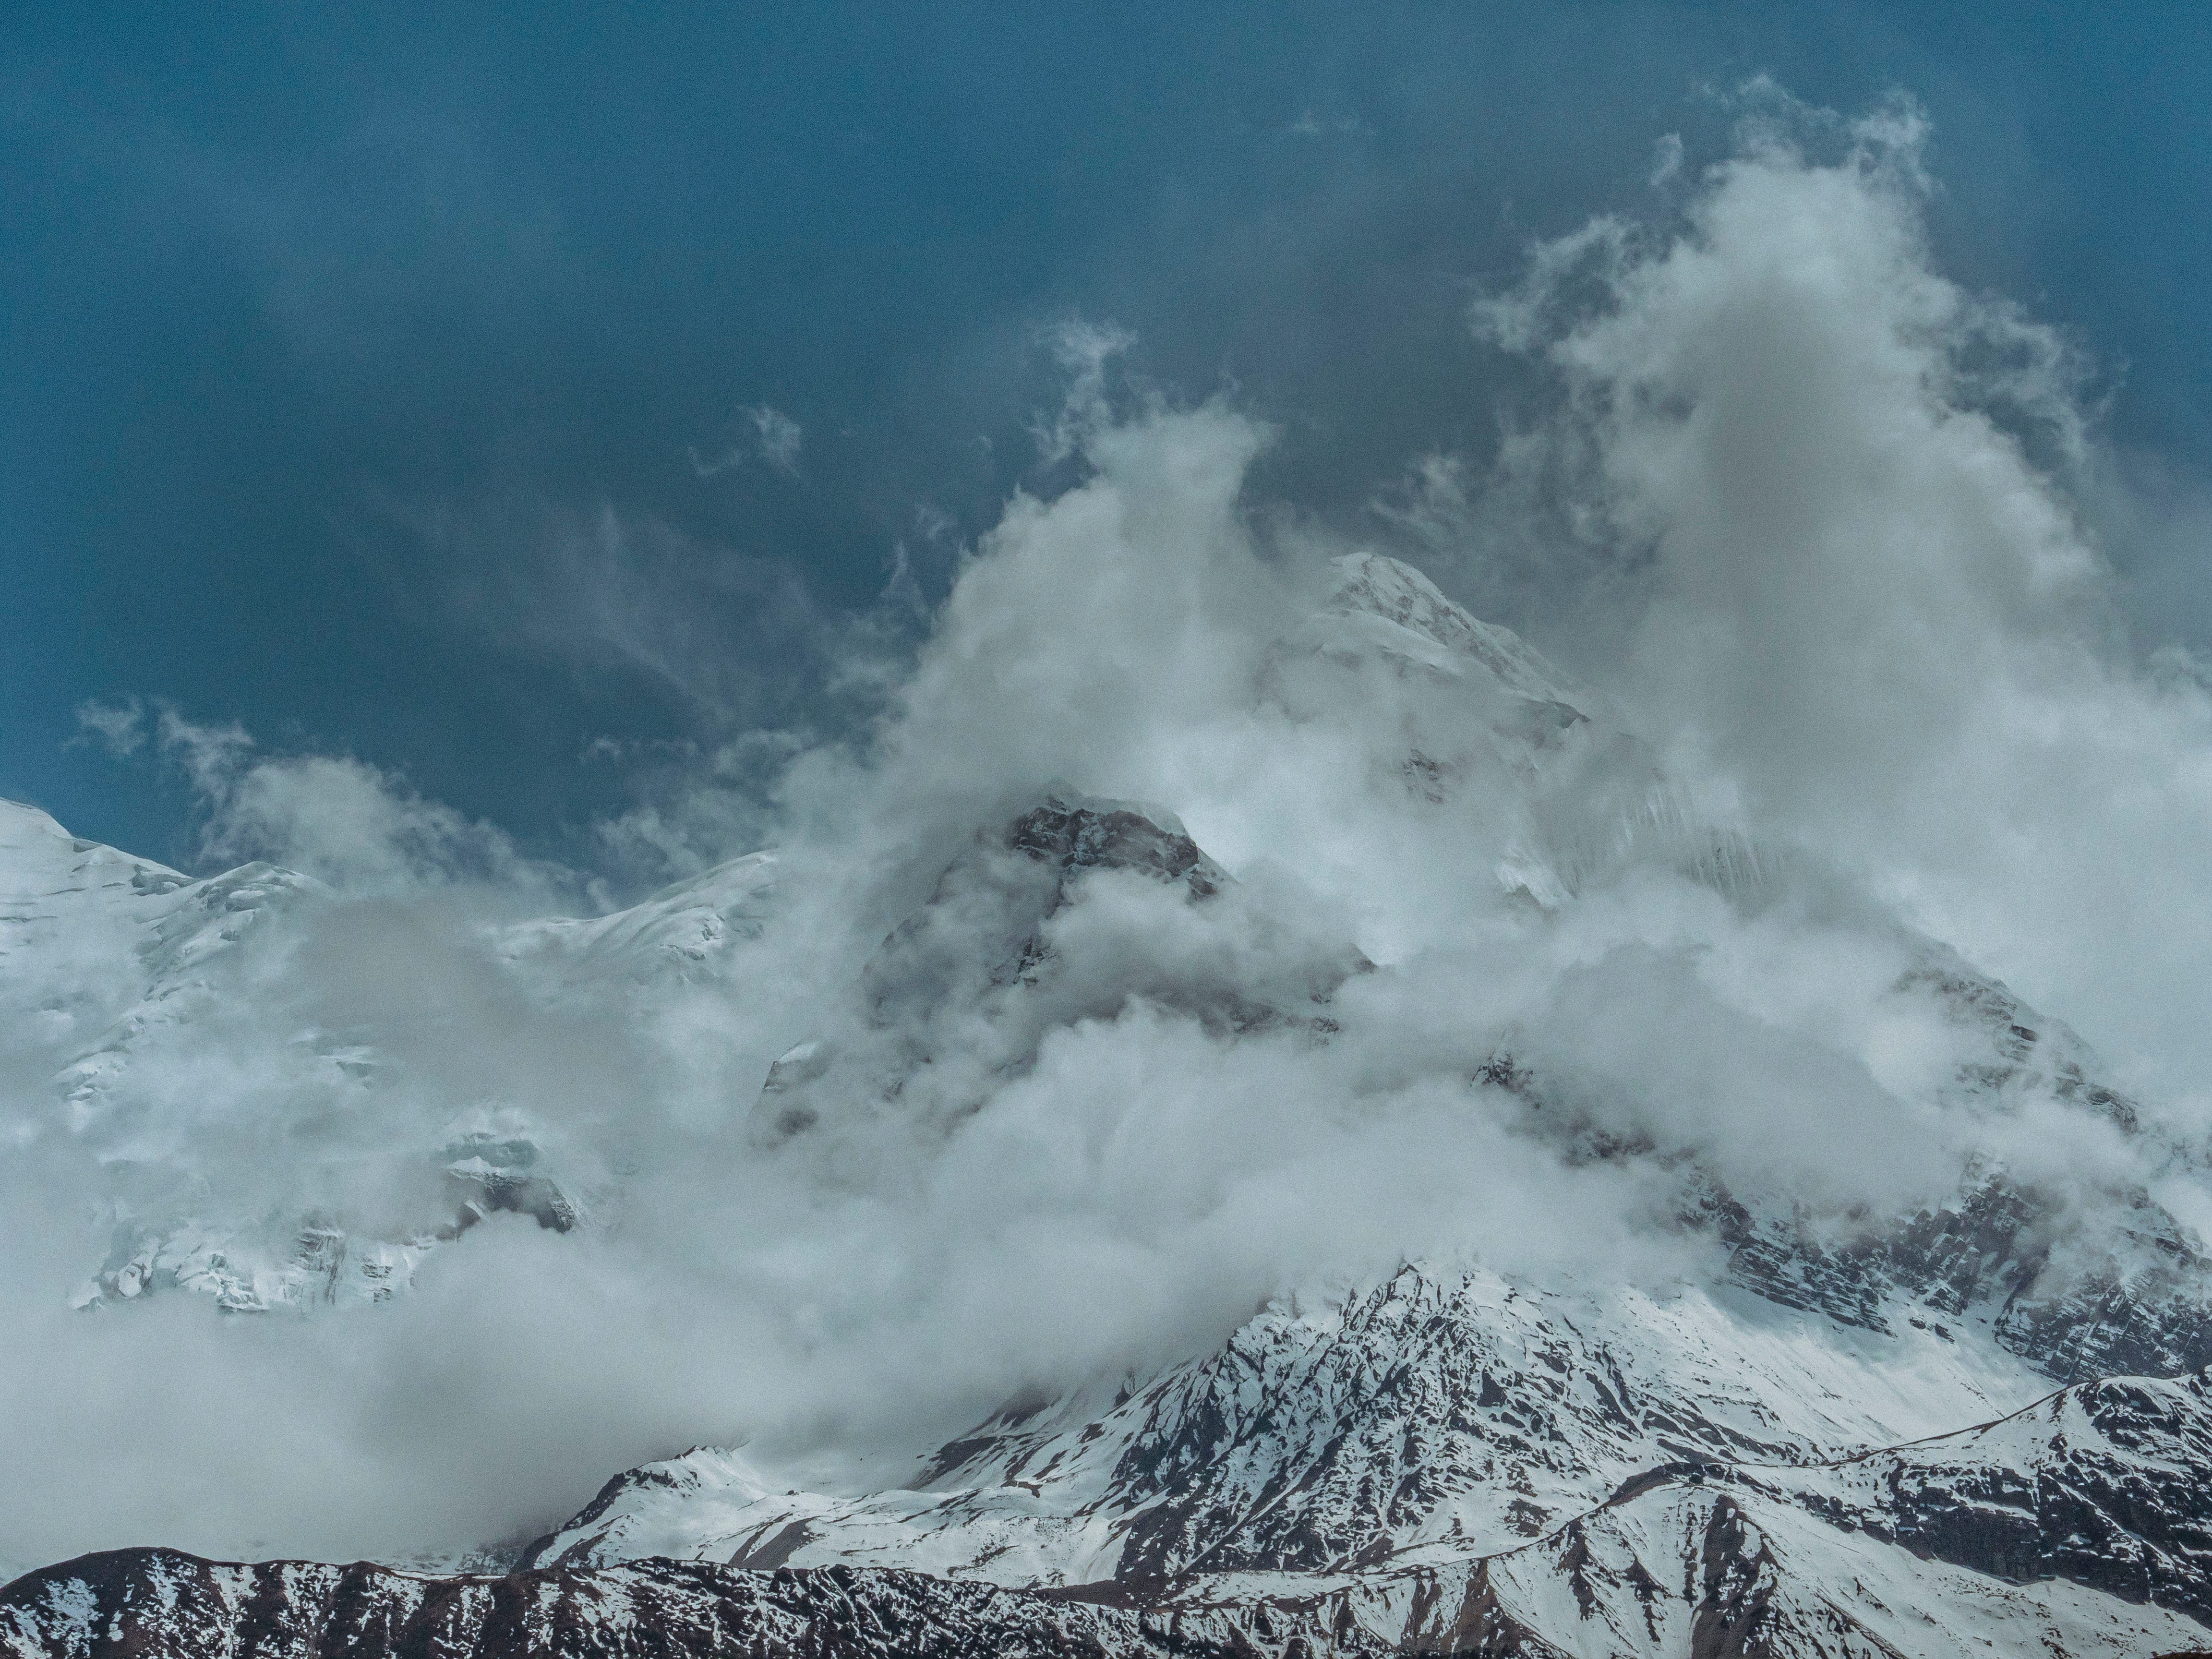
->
[1470,91,2212,1102]
[746,403,804,474]
[147,705,575,902]
[72,697,146,758]
[8,92,2212,1580]
[688,403,804,477]
[1286,110,1371,139]
[1028,317,1138,466]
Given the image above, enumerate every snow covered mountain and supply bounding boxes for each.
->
[0,795,778,1313]
[5,555,2211,1656]
[513,1262,2210,1651]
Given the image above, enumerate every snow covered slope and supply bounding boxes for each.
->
[494,852,778,989]
[0,798,777,1312]
[517,1267,2212,1646]
[11,1364,2212,1659]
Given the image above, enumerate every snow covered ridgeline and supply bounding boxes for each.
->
[7,1355,2210,1659]
[518,1265,2212,1652]
[0,1550,1265,1659]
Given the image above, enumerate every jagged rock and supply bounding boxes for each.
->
[0,1550,1278,1659]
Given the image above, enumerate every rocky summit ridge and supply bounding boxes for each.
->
[5,556,2212,1656]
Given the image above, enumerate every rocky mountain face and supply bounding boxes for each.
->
[10,1359,2212,1659]
[510,1267,2212,1654]
[6,555,2212,1656]
[0,1551,1271,1659]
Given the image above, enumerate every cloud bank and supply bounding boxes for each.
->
[1465,95,2212,1104]
[3,96,2209,1579]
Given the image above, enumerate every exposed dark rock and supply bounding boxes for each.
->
[1870,1369,2212,1625]
[751,791,1357,1147]
[1003,797,1226,900]
[1702,1163,2212,1384]
[0,1551,1257,1659]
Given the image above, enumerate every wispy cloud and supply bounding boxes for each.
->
[1285,109,1372,139]
[688,403,805,478]
[71,697,147,758]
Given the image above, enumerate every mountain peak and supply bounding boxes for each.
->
[1321,551,1584,710]
[1005,789,1224,899]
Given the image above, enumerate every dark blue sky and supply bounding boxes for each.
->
[6,3,2210,875]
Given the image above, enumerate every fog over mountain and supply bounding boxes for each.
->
[6,95,2212,1655]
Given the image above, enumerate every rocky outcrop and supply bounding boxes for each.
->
[751,787,1358,1146]
[1828,1368,2212,1624]
[0,1551,1273,1659]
